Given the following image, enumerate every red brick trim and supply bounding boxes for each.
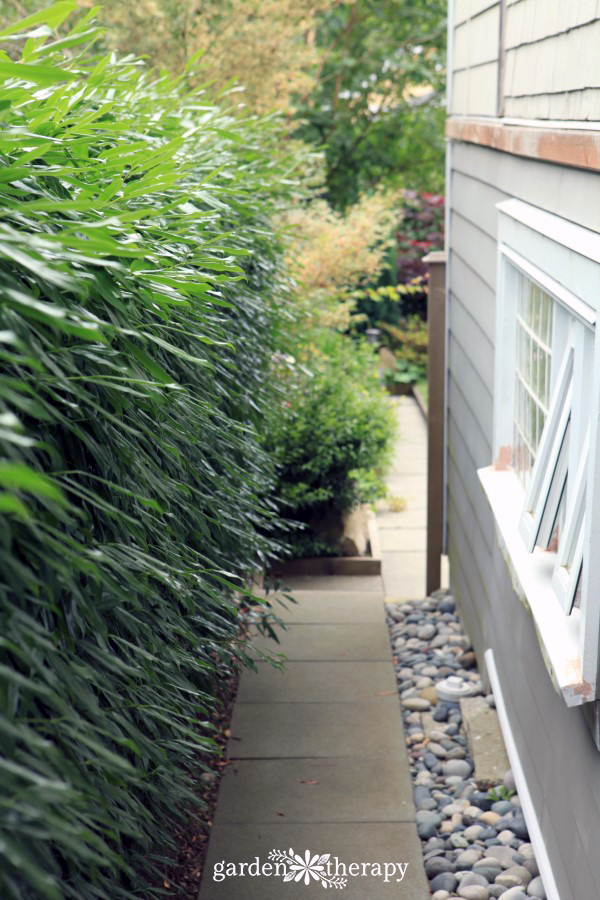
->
[446,117,600,171]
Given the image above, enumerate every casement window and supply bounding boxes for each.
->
[478,199,600,719]
[514,270,594,613]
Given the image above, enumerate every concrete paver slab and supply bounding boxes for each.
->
[388,450,427,472]
[236,661,397,704]
[251,623,393,661]
[385,475,427,499]
[461,695,510,789]
[229,700,403,758]
[278,575,383,592]
[379,528,426,552]
[388,460,427,476]
[381,552,426,599]
[376,508,427,528]
[199,822,429,899]
[267,591,386,624]
[214,756,414,824]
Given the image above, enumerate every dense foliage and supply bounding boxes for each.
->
[269,188,396,558]
[380,314,429,384]
[0,5,296,897]
[1,0,447,206]
[395,189,445,286]
[283,190,395,331]
[270,329,395,557]
[294,0,446,209]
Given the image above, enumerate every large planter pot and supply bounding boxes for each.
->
[268,509,382,577]
[386,382,413,396]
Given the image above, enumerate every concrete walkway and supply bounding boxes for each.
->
[198,397,431,899]
[377,396,428,599]
[378,395,448,599]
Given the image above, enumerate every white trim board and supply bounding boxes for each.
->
[497,199,600,267]
[443,139,452,555]
[485,648,561,900]
[478,466,584,706]
[500,245,596,327]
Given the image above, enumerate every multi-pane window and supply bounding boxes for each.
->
[508,264,593,613]
[488,199,600,715]
[513,278,553,485]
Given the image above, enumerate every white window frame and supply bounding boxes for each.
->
[518,334,573,553]
[479,199,600,709]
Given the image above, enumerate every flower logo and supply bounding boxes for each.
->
[268,849,347,889]
[288,850,325,885]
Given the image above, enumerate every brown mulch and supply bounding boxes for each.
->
[153,584,289,898]
[160,664,241,899]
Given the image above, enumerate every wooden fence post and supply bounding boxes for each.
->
[423,251,447,596]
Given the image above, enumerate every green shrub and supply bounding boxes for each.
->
[0,5,295,897]
[383,358,424,387]
[379,315,429,378]
[270,329,395,557]
[352,191,445,330]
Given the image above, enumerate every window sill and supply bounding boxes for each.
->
[478,465,591,707]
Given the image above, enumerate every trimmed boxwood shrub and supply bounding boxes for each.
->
[0,4,295,897]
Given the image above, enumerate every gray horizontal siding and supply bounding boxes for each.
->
[448,334,494,441]
[450,210,498,291]
[452,141,600,234]
[451,169,506,242]
[447,415,495,553]
[447,372,492,472]
[450,295,495,391]
[448,258,496,343]
[448,475,600,900]
[447,522,486,676]
[447,140,600,900]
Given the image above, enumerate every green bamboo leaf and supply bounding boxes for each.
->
[0,2,77,38]
[0,61,77,85]
[0,462,65,504]
[0,491,30,517]
[28,27,104,57]
[1,25,52,43]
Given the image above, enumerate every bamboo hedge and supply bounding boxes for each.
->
[0,4,294,896]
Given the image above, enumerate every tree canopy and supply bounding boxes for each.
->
[293,0,446,208]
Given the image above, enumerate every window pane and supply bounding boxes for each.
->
[514,274,553,486]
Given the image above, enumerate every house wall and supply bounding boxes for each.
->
[450,0,600,120]
[446,139,600,900]
[451,0,501,115]
[504,0,600,120]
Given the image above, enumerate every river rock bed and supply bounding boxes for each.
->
[386,589,547,900]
